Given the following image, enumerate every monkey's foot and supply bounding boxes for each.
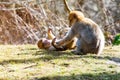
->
[71,50,83,55]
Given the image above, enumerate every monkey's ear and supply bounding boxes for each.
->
[40,39,42,42]
[37,39,43,49]
[38,39,42,43]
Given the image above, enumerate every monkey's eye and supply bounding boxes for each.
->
[70,19,72,22]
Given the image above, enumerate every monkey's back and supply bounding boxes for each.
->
[72,19,105,54]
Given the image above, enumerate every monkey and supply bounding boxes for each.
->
[37,28,77,51]
[37,28,57,50]
[52,0,105,55]
[37,38,53,50]
[37,28,55,50]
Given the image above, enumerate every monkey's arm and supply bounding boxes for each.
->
[56,28,76,46]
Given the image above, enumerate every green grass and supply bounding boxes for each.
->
[0,45,120,80]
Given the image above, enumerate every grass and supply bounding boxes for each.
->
[0,45,120,80]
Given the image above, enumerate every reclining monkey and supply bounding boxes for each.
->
[37,28,77,51]
[52,0,105,55]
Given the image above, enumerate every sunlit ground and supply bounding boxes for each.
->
[0,45,120,80]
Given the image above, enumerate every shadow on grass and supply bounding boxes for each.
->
[33,72,120,80]
[36,50,120,65]
[108,57,120,63]
[17,46,120,62]
[0,49,73,65]
[0,48,120,65]
[35,50,73,56]
[0,56,52,65]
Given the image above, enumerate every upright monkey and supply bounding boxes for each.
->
[52,0,105,55]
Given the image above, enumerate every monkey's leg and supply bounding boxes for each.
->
[71,39,83,55]
[47,28,55,40]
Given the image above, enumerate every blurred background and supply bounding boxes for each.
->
[0,0,119,45]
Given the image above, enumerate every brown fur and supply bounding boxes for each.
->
[37,39,43,49]
[47,28,55,39]
[63,0,84,26]
[68,11,85,27]
[52,38,76,51]
[37,38,52,49]
[37,28,76,50]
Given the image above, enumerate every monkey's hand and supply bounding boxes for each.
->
[52,38,61,47]
[52,38,65,51]
[55,39,64,46]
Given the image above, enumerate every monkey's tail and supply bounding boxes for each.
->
[52,38,66,51]
[63,0,71,12]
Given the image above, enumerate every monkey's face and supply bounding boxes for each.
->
[37,38,51,49]
[69,11,85,27]
[68,13,77,27]
[37,39,44,49]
